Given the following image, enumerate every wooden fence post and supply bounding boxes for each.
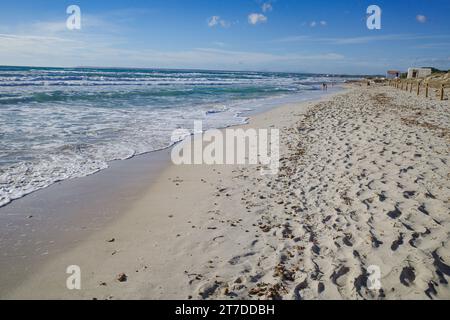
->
[425,83,429,98]
[417,82,420,96]
[410,82,413,93]
[440,84,445,101]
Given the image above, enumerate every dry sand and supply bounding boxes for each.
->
[3,84,450,300]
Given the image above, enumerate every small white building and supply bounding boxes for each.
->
[407,68,432,79]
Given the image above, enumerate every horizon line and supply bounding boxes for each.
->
[0,64,383,77]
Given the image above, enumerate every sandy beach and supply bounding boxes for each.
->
[2,84,450,300]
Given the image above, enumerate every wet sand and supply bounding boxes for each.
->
[0,149,170,292]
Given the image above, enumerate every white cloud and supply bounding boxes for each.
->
[416,15,427,23]
[208,16,219,27]
[207,16,230,28]
[248,13,267,25]
[262,3,273,13]
[275,33,450,45]
[10,29,444,74]
[414,42,450,49]
[30,21,68,34]
[212,41,226,47]
[309,21,327,27]
[0,30,346,72]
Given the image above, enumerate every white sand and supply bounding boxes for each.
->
[3,85,450,300]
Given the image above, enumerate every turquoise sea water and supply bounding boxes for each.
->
[0,66,353,207]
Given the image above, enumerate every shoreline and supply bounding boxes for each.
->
[0,86,342,210]
[3,83,449,300]
[0,87,343,298]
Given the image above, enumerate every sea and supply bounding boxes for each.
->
[0,66,355,207]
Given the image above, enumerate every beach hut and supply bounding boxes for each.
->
[407,68,432,79]
[386,70,401,79]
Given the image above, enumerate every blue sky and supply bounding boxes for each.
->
[0,0,449,74]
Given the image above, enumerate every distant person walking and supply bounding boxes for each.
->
[322,83,328,91]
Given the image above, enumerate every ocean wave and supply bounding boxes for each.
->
[0,66,352,207]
